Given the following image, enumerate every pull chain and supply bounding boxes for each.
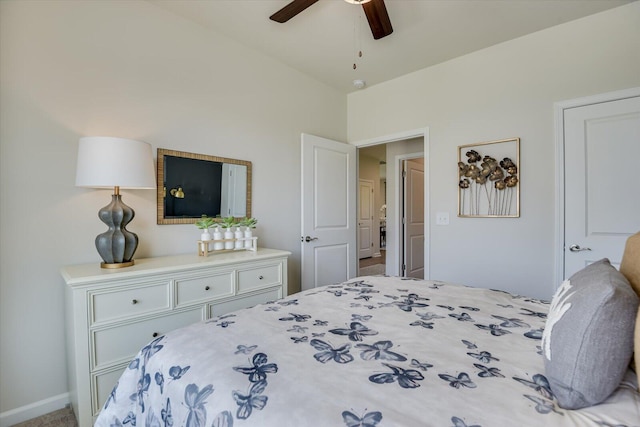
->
[353,7,363,70]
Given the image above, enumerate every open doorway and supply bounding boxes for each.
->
[358,145,386,276]
[358,137,425,277]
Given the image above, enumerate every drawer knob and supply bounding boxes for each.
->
[131,299,138,305]
[205,286,210,291]
[152,332,159,338]
[258,275,264,280]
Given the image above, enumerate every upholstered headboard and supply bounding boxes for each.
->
[619,231,640,384]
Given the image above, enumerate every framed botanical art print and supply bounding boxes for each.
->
[458,138,520,218]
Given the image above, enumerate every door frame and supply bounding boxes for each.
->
[553,86,640,288]
[352,127,430,279]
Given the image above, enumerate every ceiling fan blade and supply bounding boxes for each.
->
[270,0,320,23]
[362,0,393,40]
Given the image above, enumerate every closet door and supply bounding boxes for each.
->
[563,95,640,278]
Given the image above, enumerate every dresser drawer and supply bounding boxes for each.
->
[237,263,282,293]
[91,308,203,369]
[91,282,170,324]
[175,271,234,306]
[209,287,282,317]
[93,365,126,417]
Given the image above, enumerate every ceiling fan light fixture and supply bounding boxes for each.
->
[270,0,392,40]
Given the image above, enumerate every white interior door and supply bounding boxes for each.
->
[564,95,640,278]
[403,158,425,278]
[301,133,357,291]
[358,179,374,259]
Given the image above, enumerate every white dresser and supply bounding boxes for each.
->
[61,248,290,427]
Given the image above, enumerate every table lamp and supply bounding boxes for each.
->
[75,137,156,268]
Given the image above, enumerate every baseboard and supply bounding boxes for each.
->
[0,393,70,427]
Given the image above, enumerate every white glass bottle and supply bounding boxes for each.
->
[244,227,253,248]
[212,225,224,250]
[234,226,244,249]
[224,227,234,250]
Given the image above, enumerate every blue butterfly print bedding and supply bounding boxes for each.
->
[95,276,639,427]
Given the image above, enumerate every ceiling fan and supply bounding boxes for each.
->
[270,0,393,40]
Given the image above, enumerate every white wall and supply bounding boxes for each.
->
[348,2,640,300]
[0,0,346,420]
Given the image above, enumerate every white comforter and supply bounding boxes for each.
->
[96,276,640,427]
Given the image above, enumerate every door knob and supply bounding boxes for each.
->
[569,244,592,252]
[302,236,318,242]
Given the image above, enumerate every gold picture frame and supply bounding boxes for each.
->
[157,148,252,225]
[457,138,520,218]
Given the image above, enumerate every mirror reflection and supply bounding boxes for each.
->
[157,148,251,224]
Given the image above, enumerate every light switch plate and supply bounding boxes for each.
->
[436,212,449,225]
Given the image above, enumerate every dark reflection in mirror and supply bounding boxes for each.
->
[157,149,251,225]
[164,155,223,218]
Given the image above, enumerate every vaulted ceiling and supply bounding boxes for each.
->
[149,0,634,93]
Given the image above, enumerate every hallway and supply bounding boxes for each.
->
[359,250,386,276]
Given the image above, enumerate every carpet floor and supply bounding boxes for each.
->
[12,407,77,427]
[359,250,386,276]
[359,263,386,275]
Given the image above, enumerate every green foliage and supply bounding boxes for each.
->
[240,217,258,228]
[194,215,215,230]
[220,216,237,229]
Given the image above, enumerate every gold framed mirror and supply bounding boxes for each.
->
[157,148,252,224]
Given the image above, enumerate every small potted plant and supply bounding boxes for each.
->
[241,217,258,248]
[195,215,215,241]
[220,216,236,249]
[211,220,224,250]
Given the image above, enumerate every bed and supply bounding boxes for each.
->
[95,262,640,427]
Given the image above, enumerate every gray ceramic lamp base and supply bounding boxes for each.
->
[96,194,139,269]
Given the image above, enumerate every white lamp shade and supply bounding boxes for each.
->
[75,137,156,189]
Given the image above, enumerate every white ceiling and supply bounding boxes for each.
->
[149,0,634,93]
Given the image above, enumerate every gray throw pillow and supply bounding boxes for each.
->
[542,258,639,409]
